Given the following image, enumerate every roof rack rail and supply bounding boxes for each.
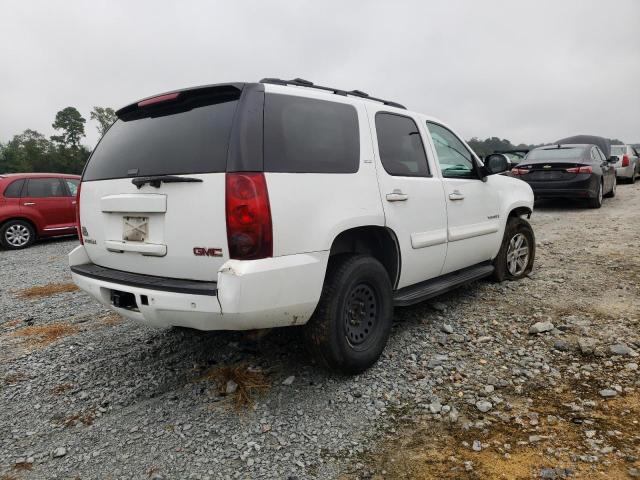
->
[260,77,407,110]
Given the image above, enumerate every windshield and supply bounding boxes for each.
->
[526,147,584,161]
[611,145,626,155]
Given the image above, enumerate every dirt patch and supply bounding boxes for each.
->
[53,408,97,427]
[51,383,75,395]
[352,387,640,479]
[99,313,123,326]
[12,323,79,347]
[3,372,28,385]
[17,282,78,298]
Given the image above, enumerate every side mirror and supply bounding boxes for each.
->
[608,156,618,163]
[484,154,510,175]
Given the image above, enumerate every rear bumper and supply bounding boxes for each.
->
[615,165,635,179]
[68,246,328,331]
[524,175,598,198]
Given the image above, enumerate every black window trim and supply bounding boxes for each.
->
[425,120,482,180]
[375,111,432,178]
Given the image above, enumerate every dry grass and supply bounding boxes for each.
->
[17,282,78,298]
[0,474,18,480]
[51,382,75,395]
[12,323,79,347]
[100,313,123,326]
[57,408,96,427]
[196,363,269,408]
[12,461,32,471]
[4,372,27,385]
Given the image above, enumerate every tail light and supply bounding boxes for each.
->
[566,166,593,174]
[75,182,83,245]
[511,168,530,176]
[622,155,629,167]
[225,173,272,260]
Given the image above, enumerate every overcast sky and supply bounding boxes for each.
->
[2,0,639,148]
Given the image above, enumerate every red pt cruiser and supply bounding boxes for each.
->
[0,173,80,249]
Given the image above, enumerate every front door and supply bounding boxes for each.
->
[424,121,501,274]
[368,107,448,289]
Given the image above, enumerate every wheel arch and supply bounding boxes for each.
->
[0,216,38,235]
[328,226,401,289]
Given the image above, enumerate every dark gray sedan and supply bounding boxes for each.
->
[510,143,617,208]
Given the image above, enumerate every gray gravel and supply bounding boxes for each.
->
[1,184,639,479]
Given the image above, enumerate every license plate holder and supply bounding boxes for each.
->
[123,216,148,242]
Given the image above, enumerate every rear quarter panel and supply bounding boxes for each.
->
[265,90,385,256]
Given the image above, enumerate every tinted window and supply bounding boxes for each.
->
[3,179,24,198]
[527,147,585,161]
[26,178,65,197]
[264,94,359,173]
[375,113,429,177]
[65,179,79,196]
[83,97,239,181]
[426,122,476,178]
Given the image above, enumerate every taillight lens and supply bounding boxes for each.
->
[622,155,629,167]
[225,173,272,260]
[76,182,83,244]
[511,168,530,176]
[566,166,593,174]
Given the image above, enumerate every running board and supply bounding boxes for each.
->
[393,262,494,307]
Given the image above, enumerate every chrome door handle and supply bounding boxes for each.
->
[448,190,465,201]
[23,202,36,206]
[386,190,408,202]
[71,201,77,205]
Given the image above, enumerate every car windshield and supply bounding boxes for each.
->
[526,147,583,161]
[611,145,626,155]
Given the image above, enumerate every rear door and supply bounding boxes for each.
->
[79,87,242,281]
[424,121,501,274]
[21,177,70,232]
[368,107,448,289]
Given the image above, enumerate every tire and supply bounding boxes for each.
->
[604,176,616,198]
[0,220,35,250]
[587,180,603,209]
[630,172,636,184]
[303,255,393,374]
[492,217,535,282]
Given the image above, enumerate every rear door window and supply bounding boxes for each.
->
[3,179,24,198]
[375,113,429,177]
[25,178,66,197]
[83,96,240,181]
[264,94,359,173]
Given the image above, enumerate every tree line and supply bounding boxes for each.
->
[0,106,116,174]
[0,109,633,174]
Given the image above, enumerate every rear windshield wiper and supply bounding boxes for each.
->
[131,175,203,189]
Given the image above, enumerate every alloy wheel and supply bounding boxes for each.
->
[506,233,530,276]
[5,224,31,247]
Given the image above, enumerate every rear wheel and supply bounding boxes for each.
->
[303,255,393,374]
[630,171,636,184]
[492,217,535,282]
[0,220,35,250]
[587,180,603,208]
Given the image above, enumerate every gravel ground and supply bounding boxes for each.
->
[1,183,639,480]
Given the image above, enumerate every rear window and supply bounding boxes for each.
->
[83,96,240,181]
[264,94,359,173]
[611,145,626,155]
[526,147,584,161]
[3,179,24,198]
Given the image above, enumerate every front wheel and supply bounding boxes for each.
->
[492,217,535,282]
[303,255,393,374]
[604,176,616,198]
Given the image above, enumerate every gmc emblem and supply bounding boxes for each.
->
[193,247,222,257]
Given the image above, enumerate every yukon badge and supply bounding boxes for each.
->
[193,247,223,257]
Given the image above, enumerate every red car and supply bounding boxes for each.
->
[0,173,80,249]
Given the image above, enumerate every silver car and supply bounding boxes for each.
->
[610,144,639,184]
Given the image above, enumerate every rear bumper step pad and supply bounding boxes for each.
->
[71,263,217,296]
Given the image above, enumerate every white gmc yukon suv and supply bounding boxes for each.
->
[69,78,535,374]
